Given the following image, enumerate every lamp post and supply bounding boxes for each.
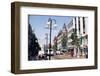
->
[45,33,48,49]
[45,33,48,54]
[47,18,57,60]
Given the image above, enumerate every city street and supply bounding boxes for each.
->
[28,15,88,61]
[51,52,86,60]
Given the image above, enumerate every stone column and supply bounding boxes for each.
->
[80,17,83,35]
[77,17,84,57]
[76,17,79,36]
[73,17,78,57]
[85,17,88,34]
[73,17,75,28]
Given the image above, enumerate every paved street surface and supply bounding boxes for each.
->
[51,52,86,60]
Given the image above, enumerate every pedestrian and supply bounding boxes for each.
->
[71,49,74,57]
[80,47,83,56]
[85,46,88,58]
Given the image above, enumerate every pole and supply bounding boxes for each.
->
[49,19,52,60]
[46,33,48,49]
[47,18,56,60]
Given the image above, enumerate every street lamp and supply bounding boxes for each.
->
[46,18,57,60]
[45,33,48,53]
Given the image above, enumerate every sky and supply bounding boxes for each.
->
[28,15,73,48]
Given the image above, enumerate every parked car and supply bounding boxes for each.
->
[38,50,45,59]
[56,51,63,55]
[61,49,67,53]
[45,49,54,56]
[68,47,74,53]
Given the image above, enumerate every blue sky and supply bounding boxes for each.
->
[28,15,73,47]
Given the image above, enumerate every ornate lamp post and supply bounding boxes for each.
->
[46,18,57,60]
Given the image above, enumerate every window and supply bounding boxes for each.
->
[75,17,76,29]
[83,17,85,34]
[78,17,80,34]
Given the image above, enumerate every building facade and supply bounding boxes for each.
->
[67,17,88,49]
[53,24,68,51]
[56,30,63,50]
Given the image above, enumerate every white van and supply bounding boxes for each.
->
[38,50,45,58]
[46,49,54,56]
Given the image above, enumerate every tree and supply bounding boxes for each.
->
[71,29,80,47]
[53,42,57,51]
[70,28,80,57]
[61,35,67,49]
[28,24,41,60]
[53,36,58,51]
